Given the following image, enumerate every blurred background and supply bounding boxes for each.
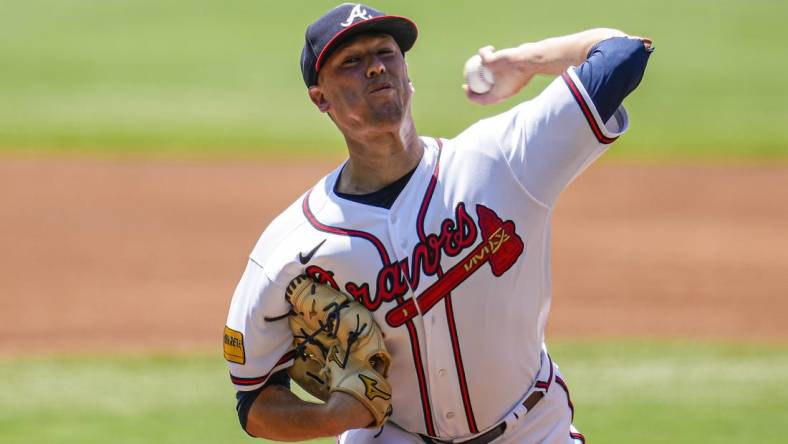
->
[1,0,786,443]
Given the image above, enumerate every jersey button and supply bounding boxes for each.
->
[446,411,455,419]
[438,368,447,377]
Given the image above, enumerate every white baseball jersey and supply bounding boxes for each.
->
[224,67,628,443]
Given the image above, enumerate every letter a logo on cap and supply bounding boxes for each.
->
[340,4,371,27]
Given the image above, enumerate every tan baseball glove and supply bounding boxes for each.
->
[285,274,393,427]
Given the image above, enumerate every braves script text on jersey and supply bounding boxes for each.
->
[224,64,631,443]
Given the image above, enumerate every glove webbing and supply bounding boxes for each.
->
[285,290,370,369]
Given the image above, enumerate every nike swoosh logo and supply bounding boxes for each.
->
[298,239,326,265]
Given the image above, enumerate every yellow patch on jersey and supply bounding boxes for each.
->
[223,326,246,364]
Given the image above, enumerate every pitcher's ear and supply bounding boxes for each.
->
[308,86,330,113]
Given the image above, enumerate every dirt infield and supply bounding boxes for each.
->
[1,159,786,354]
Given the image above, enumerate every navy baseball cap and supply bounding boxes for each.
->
[300,3,418,87]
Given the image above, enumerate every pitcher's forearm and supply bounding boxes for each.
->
[515,28,628,75]
[245,386,373,441]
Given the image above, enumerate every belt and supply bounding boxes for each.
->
[419,390,544,444]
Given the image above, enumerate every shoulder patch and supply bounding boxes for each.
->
[223,326,246,364]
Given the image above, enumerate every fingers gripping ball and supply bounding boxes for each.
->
[284,275,393,426]
[464,54,495,94]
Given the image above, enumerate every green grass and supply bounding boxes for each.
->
[1,0,787,159]
[552,341,788,443]
[1,341,786,443]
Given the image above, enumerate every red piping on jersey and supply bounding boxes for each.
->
[555,375,574,420]
[302,191,391,266]
[562,71,618,145]
[557,375,585,442]
[534,353,554,391]
[442,294,478,433]
[415,138,479,434]
[415,138,443,240]
[403,315,435,435]
[302,189,436,436]
[229,350,295,386]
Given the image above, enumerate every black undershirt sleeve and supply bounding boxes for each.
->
[575,36,654,122]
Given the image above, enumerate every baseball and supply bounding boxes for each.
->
[464,54,495,94]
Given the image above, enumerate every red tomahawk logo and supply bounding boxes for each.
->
[386,205,525,327]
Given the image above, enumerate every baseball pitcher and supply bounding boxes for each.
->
[224,3,653,443]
